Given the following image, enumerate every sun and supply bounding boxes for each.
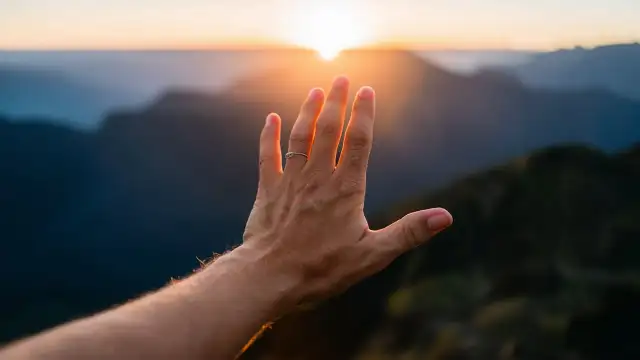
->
[285,1,371,60]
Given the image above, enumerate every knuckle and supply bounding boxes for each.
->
[318,121,340,136]
[297,197,321,215]
[347,129,371,151]
[337,178,364,197]
[346,153,367,169]
[302,179,321,194]
[289,132,309,147]
[401,222,423,249]
[297,198,314,214]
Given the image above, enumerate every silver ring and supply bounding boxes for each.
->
[285,152,308,160]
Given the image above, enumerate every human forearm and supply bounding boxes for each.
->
[0,245,299,360]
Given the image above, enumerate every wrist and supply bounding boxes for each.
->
[213,243,304,319]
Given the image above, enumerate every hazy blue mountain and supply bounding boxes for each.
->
[1,49,640,345]
[0,50,291,95]
[0,65,140,129]
[506,43,640,100]
[0,50,298,129]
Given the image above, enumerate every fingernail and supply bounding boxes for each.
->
[427,213,453,232]
[358,86,375,99]
[266,113,276,125]
[308,88,323,101]
[333,75,349,88]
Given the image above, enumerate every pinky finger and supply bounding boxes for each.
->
[259,113,283,190]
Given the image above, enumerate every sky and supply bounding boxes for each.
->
[2,0,640,50]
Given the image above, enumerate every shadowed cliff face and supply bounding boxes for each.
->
[1,50,640,354]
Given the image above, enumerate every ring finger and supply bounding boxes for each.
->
[284,87,325,174]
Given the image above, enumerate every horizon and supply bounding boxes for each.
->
[4,0,640,52]
[2,40,637,53]
[1,41,638,53]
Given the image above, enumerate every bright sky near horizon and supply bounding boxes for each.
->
[2,0,639,50]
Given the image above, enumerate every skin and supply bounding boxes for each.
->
[0,76,452,360]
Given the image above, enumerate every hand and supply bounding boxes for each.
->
[242,76,453,313]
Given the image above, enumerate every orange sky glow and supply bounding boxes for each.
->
[2,0,640,51]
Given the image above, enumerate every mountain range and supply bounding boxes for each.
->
[1,49,639,358]
[2,44,639,128]
[506,43,640,101]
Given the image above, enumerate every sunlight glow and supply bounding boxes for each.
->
[285,1,372,60]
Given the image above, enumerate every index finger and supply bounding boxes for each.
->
[335,86,375,180]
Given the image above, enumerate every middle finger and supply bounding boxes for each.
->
[306,76,350,172]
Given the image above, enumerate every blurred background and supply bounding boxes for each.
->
[2,1,640,359]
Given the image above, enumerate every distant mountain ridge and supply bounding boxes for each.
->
[0,65,140,129]
[2,44,638,129]
[0,50,303,128]
[506,43,640,100]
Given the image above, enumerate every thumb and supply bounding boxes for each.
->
[373,208,453,256]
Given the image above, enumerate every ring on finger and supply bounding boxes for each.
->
[285,152,309,160]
